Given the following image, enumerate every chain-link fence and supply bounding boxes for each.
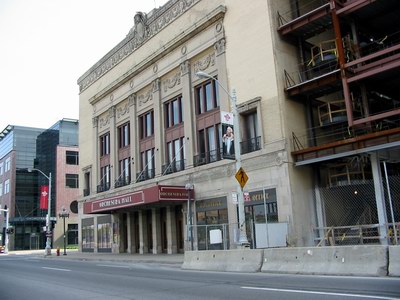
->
[315,176,400,246]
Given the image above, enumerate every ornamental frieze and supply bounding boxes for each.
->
[163,71,181,92]
[193,52,215,73]
[117,102,129,119]
[78,0,201,92]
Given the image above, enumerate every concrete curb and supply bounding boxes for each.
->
[389,246,400,277]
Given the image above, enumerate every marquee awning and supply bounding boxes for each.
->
[83,185,191,214]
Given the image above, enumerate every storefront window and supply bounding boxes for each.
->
[97,223,112,251]
[82,224,94,251]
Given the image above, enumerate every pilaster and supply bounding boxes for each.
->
[139,210,148,254]
[166,206,177,254]
[152,208,162,254]
[152,79,163,177]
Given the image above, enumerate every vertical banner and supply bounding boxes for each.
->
[40,185,49,210]
[221,111,235,159]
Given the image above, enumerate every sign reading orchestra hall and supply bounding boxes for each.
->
[83,185,191,214]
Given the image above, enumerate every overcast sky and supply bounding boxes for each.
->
[0,0,168,131]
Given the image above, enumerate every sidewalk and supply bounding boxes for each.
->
[6,249,184,265]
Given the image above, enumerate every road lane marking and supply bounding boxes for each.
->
[42,267,71,272]
[241,286,400,300]
[97,264,131,269]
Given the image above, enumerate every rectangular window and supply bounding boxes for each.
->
[97,223,112,249]
[165,96,183,128]
[66,151,79,165]
[100,165,111,186]
[195,78,220,115]
[118,122,130,148]
[5,157,11,171]
[139,111,154,139]
[0,162,3,175]
[140,148,155,179]
[67,224,78,245]
[4,179,10,194]
[118,157,131,184]
[82,225,94,249]
[100,133,110,157]
[66,174,79,188]
[0,183,2,196]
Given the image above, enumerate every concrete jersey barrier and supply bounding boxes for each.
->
[261,245,388,276]
[389,246,400,277]
[182,249,263,273]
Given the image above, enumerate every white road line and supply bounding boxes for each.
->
[42,267,71,272]
[241,286,400,300]
[97,264,131,269]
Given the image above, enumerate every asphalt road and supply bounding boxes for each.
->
[0,255,399,300]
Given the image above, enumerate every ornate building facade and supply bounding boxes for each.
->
[77,0,399,254]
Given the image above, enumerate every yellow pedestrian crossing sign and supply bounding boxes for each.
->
[235,167,248,189]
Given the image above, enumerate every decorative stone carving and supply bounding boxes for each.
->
[152,78,161,93]
[99,114,110,129]
[78,0,201,92]
[153,64,158,73]
[138,89,153,106]
[193,53,215,73]
[163,71,181,92]
[128,94,136,107]
[109,106,116,118]
[180,61,190,76]
[117,102,129,119]
[181,45,187,55]
[92,117,98,128]
[214,38,226,56]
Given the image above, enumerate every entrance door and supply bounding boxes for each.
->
[175,205,184,253]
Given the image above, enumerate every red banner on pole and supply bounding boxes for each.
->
[40,185,49,210]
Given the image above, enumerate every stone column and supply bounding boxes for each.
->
[93,216,98,253]
[166,206,177,254]
[127,212,133,254]
[152,79,163,177]
[92,117,99,192]
[109,106,117,186]
[214,38,230,112]
[152,208,162,254]
[129,94,139,180]
[139,210,148,254]
[181,60,195,167]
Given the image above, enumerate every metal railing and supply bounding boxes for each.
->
[135,168,155,182]
[161,159,185,175]
[241,136,261,154]
[193,148,223,167]
[114,176,130,188]
[96,183,110,193]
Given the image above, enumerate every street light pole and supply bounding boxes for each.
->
[195,71,249,246]
[29,168,52,255]
[59,207,70,255]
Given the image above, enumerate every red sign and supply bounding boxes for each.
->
[40,185,49,210]
[83,185,191,214]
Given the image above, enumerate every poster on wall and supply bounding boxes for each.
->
[221,111,235,160]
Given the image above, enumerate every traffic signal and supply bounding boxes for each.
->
[6,227,14,234]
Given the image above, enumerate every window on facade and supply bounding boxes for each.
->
[82,225,94,249]
[4,179,10,194]
[140,148,155,179]
[165,96,183,128]
[118,157,131,184]
[97,223,112,249]
[165,137,186,172]
[197,124,222,162]
[100,133,110,157]
[67,224,78,245]
[195,79,220,115]
[66,174,79,188]
[100,165,111,188]
[139,111,154,139]
[0,183,2,196]
[5,157,11,171]
[118,122,130,148]
[66,151,79,165]
[242,111,261,154]
[0,162,3,175]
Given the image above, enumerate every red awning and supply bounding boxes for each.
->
[83,185,191,214]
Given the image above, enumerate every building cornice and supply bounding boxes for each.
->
[78,0,204,93]
[88,4,226,106]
